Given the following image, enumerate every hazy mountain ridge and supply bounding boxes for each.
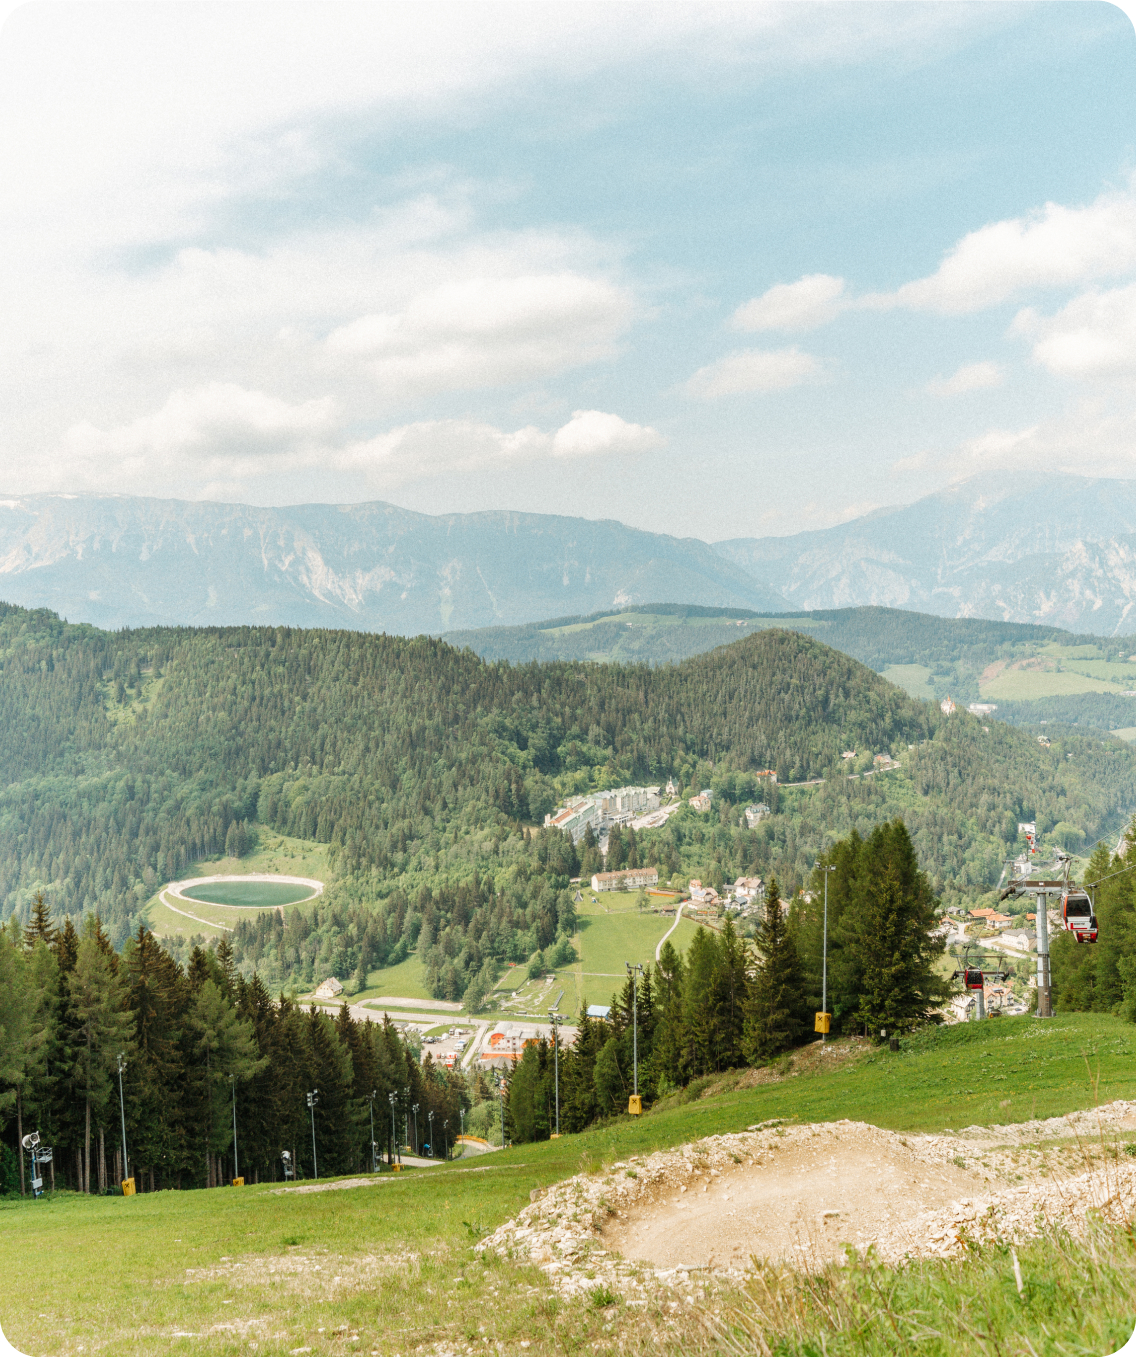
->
[714,475,1136,634]
[0,494,785,632]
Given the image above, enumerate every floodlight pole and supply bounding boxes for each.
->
[117,1054,130,1183]
[547,1010,562,1134]
[229,1073,239,1182]
[820,865,837,1043]
[306,1090,319,1179]
[443,1119,449,1161]
[369,1090,377,1173]
[625,964,642,1096]
[389,1092,397,1166]
[411,1103,419,1155]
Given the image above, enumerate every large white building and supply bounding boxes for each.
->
[544,785,661,842]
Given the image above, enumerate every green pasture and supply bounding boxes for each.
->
[980,667,1127,700]
[1114,727,1136,744]
[4,1013,1136,1357]
[353,952,435,1004]
[880,662,936,699]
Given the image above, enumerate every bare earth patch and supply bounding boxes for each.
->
[477,1101,1136,1302]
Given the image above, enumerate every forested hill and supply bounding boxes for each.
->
[1,600,1135,994]
[444,603,1086,669]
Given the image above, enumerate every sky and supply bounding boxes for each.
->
[2,1,1136,540]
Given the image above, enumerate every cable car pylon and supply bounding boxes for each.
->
[998,822,1090,1018]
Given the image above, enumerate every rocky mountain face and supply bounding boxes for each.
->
[9,474,1136,636]
[713,475,1136,635]
[0,494,785,632]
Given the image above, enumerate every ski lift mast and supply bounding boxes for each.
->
[997,821,1063,1019]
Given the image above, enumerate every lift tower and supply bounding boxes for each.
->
[998,843,1069,1019]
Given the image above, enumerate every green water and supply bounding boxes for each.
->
[182,880,316,907]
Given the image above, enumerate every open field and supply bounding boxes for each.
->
[980,667,1128,700]
[3,1014,1136,1357]
[880,662,936,699]
[145,835,331,938]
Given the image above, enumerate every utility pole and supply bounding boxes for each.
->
[411,1103,419,1155]
[306,1090,319,1179]
[229,1073,239,1183]
[443,1119,449,1161]
[547,1010,562,1135]
[116,1054,130,1186]
[818,864,836,1043]
[428,1109,435,1158]
[389,1091,397,1166]
[368,1090,377,1173]
[625,962,642,1112]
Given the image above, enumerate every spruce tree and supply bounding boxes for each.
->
[840,821,951,1037]
[66,928,135,1192]
[24,892,57,948]
[742,877,807,1063]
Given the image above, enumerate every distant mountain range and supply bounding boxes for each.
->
[0,495,784,632]
[714,473,1136,635]
[6,474,1136,634]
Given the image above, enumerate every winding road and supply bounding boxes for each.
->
[655,901,687,960]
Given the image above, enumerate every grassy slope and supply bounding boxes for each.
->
[3,1013,1135,1357]
[144,834,331,939]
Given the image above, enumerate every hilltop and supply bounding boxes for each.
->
[446,602,1136,736]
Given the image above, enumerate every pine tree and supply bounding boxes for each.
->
[24,892,57,948]
[742,877,807,1063]
[66,928,135,1193]
[840,821,951,1037]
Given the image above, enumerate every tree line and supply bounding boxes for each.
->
[0,896,467,1195]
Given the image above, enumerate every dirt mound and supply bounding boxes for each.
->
[476,1102,1136,1300]
[603,1126,985,1270]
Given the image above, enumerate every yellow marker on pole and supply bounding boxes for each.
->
[814,1012,831,1034]
[628,1095,642,1116]
[231,1177,245,1187]
[121,1178,136,1196]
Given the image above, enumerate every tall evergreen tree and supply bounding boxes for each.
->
[840,821,951,1036]
[743,877,807,1062]
[66,926,134,1193]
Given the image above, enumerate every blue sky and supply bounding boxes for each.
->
[2,2,1135,538]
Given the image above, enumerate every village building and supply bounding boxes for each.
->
[590,866,659,893]
[744,803,770,828]
[313,976,343,999]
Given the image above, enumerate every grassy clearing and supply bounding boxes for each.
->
[980,667,1126,700]
[4,1013,1136,1357]
[880,663,935,699]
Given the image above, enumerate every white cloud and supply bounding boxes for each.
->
[326,273,632,394]
[926,361,1004,397]
[685,347,819,399]
[1013,283,1136,381]
[732,275,847,332]
[551,410,663,458]
[63,383,336,468]
[868,181,1136,315]
[56,391,659,494]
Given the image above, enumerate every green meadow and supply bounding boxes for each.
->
[3,1013,1135,1357]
